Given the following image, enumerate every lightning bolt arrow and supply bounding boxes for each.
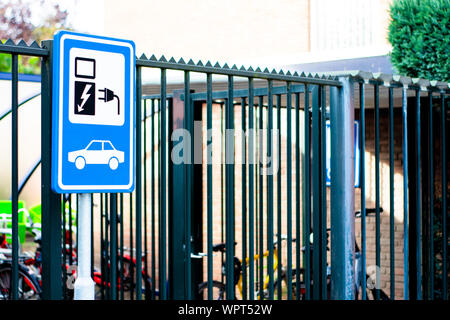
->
[77,84,92,112]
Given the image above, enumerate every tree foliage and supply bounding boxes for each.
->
[0,0,70,74]
[388,0,450,82]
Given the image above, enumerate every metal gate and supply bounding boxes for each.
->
[0,38,448,300]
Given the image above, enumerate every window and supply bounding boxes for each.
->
[310,0,379,52]
[87,141,102,150]
[103,142,115,150]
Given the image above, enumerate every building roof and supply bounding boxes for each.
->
[286,55,395,75]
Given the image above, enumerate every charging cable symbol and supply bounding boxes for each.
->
[98,88,121,115]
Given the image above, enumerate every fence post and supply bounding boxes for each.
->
[330,77,355,300]
[40,39,63,300]
[169,90,187,299]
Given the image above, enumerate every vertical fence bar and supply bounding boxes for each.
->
[441,93,447,300]
[312,85,321,300]
[330,78,355,300]
[374,84,381,300]
[76,194,79,268]
[359,82,367,300]
[259,95,264,300]
[100,194,105,299]
[69,195,73,268]
[402,85,409,300]
[295,91,301,300]
[150,100,155,300]
[157,98,161,297]
[320,85,327,300]
[119,193,124,300]
[255,99,259,296]
[11,53,19,300]
[225,75,235,300]
[303,84,311,300]
[248,78,255,300]
[104,194,109,299]
[389,86,395,299]
[160,69,167,300]
[41,40,62,300]
[129,193,133,300]
[276,93,282,300]
[143,99,149,300]
[415,89,422,300]
[286,82,293,300]
[428,91,434,300]
[267,80,274,300]
[62,195,67,299]
[91,194,95,285]
[135,66,143,299]
[184,71,192,300]
[312,87,322,300]
[241,96,248,300]
[110,194,117,300]
[170,90,188,299]
[206,73,213,300]
[221,101,225,285]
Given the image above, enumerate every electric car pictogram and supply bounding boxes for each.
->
[68,140,124,170]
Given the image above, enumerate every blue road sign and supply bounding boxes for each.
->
[51,31,135,193]
[326,120,360,188]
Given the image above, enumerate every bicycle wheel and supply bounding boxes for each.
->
[0,263,41,300]
[120,258,152,299]
[198,281,226,300]
[93,258,152,300]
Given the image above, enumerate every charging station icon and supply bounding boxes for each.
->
[69,52,125,126]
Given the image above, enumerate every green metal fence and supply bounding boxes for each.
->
[0,38,448,301]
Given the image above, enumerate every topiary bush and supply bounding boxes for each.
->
[388,0,450,82]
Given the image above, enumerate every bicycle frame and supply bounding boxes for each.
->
[235,246,280,299]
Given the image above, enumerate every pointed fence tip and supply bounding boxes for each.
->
[30,40,40,48]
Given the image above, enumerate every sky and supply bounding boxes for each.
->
[11,0,105,34]
[59,0,105,34]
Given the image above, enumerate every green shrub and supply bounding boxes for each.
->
[388,0,450,82]
[0,52,41,74]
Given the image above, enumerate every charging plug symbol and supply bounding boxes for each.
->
[98,88,120,115]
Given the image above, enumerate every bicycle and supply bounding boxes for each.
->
[354,207,390,300]
[288,207,390,300]
[0,234,41,300]
[0,201,152,300]
[197,236,293,300]
[91,247,152,300]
